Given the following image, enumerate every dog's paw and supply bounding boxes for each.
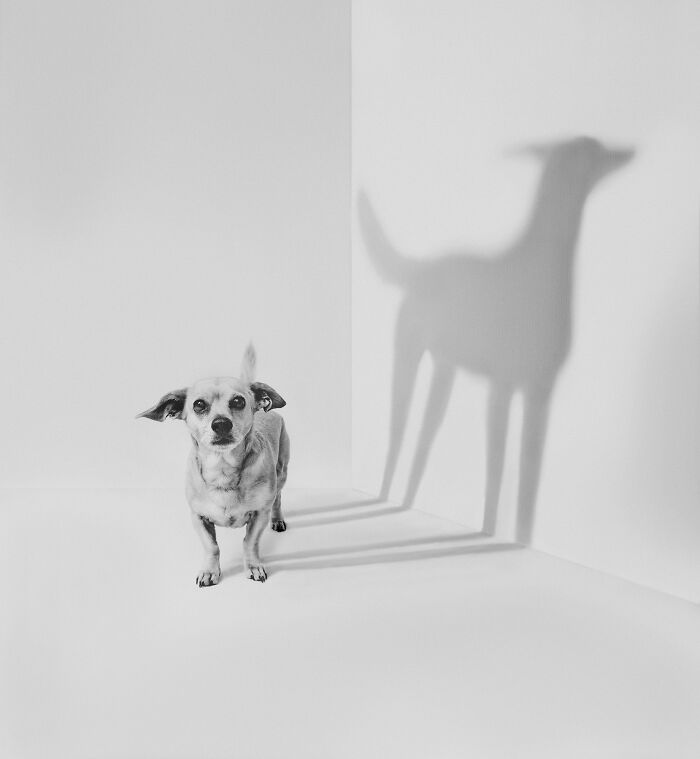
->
[247,565,268,583]
[195,568,221,588]
[270,518,287,532]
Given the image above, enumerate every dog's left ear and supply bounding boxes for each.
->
[250,382,286,413]
[136,389,188,421]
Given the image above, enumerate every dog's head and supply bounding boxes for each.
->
[137,345,285,451]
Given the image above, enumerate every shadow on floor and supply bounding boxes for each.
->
[285,501,407,528]
[221,526,521,579]
[286,497,385,518]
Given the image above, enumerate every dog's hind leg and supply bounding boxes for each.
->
[380,311,425,500]
[403,358,456,508]
[270,420,290,532]
[271,493,286,532]
[483,381,514,535]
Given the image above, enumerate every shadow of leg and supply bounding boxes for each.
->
[380,311,425,500]
[286,503,407,529]
[516,383,553,545]
[403,359,456,508]
[272,541,522,574]
[483,381,514,535]
[268,530,486,563]
[288,497,386,518]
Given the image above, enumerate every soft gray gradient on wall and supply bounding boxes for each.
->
[352,0,699,601]
[0,0,351,489]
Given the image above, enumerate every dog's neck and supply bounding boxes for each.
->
[193,431,257,491]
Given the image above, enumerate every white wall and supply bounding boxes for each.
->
[2,0,697,602]
[0,0,351,489]
[352,0,699,601]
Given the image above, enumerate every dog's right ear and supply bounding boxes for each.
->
[240,342,256,384]
[136,389,188,422]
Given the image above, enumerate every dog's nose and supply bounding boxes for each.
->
[211,416,233,435]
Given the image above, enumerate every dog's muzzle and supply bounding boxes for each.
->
[211,416,234,446]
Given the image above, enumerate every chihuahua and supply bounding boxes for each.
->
[137,345,289,586]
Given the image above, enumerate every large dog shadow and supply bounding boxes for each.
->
[358,137,634,545]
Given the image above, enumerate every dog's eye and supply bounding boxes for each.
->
[193,399,208,414]
[230,396,246,411]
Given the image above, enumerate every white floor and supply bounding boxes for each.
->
[1,488,699,759]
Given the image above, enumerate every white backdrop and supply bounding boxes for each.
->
[352,0,699,601]
[1,0,697,603]
[0,0,351,489]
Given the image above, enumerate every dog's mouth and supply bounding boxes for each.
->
[211,436,235,447]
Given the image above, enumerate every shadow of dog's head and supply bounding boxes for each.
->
[137,345,285,452]
[512,135,635,190]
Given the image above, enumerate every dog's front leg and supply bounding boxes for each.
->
[243,508,270,582]
[192,513,221,587]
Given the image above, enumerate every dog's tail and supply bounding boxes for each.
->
[240,343,256,384]
[357,190,421,287]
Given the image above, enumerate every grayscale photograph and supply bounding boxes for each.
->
[1,1,698,757]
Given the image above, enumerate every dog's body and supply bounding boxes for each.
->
[138,347,289,586]
[186,409,288,527]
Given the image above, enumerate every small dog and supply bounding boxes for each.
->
[137,345,289,586]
